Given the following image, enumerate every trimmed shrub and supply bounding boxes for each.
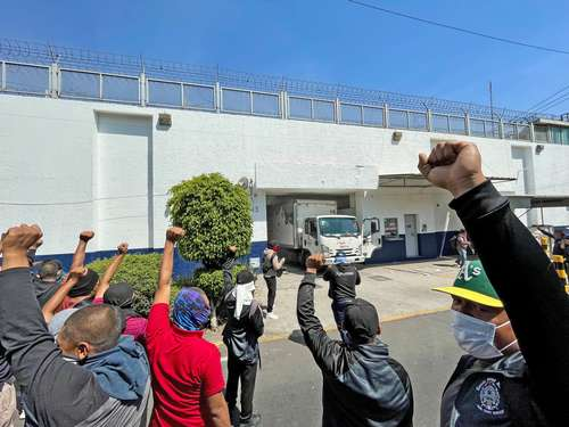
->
[87,253,177,317]
[167,173,253,269]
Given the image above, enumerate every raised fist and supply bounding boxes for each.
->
[418,141,486,198]
[1,224,43,254]
[306,254,325,270]
[79,230,95,242]
[117,243,129,255]
[166,227,186,242]
[68,266,86,279]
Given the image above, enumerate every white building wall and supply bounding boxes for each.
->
[0,94,567,257]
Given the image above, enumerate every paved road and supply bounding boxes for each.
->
[16,311,460,427]
[222,310,462,427]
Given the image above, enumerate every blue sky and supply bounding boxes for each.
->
[1,0,568,113]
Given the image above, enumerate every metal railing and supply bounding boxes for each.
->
[0,38,568,144]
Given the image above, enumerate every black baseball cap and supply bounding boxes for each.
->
[343,298,380,345]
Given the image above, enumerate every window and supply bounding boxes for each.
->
[305,219,317,239]
[318,218,359,237]
[383,218,399,239]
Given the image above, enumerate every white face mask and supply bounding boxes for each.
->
[451,311,518,360]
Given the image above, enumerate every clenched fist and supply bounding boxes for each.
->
[117,243,129,255]
[79,230,95,242]
[306,254,325,271]
[166,227,186,243]
[1,224,43,254]
[418,141,486,198]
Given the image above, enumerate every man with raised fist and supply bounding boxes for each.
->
[418,141,568,426]
[297,254,413,426]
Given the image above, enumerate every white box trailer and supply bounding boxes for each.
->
[267,199,381,265]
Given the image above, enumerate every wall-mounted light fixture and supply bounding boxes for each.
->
[158,113,172,127]
[392,131,403,143]
[535,144,544,154]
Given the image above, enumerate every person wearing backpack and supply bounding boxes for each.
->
[262,242,285,320]
[221,252,264,427]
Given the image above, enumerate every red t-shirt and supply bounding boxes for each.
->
[146,303,225,427]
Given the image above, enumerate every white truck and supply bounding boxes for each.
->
[267,199,381,265]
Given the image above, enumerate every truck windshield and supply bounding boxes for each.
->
[319,218,360,237]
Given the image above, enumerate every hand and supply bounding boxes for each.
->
[166,227,186,243]
[117,242,129,255]
[306,254,325,271]
[228,245,238,253]
[418,142,486,198]
[1,224,43,255]
[31,238,43,250]
[68,267,86,279]
[79,230,95,242]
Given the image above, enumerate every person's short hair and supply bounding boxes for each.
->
[59,305,122,353]
[39,261,60,280]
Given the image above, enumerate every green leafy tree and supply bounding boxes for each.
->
[167,173,253,269]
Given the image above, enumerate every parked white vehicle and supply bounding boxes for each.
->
[267,199,381,265]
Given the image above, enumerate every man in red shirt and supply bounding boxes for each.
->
[146,227,231,427]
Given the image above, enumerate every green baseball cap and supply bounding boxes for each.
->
[433,260,503,308]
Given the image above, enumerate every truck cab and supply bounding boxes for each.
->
[301,215,381,265]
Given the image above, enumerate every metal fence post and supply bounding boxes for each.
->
[465,113,471,136]
[215,82,221,113]
[383,103,389,128]
[335,98,341,124]
[280,91,287,119]
[139,73,146,107]
[1,62,5,91]
[426,109,432,132]
[499,119,504,139]
[49,63,59,98]
[529,122,536,142]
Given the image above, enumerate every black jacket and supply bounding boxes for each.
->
[297,273,413,427]
[446,180,568,426]
[221,257,264,364]
[323,263,361,301]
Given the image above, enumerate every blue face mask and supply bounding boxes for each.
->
[451,311,518,360]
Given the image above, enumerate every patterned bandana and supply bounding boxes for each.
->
[172,288,211,331]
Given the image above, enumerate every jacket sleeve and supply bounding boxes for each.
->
[322,266,334,282]
[249,304,264,338]
[450,180,568,425]
[221,252,236,296]
[297,273,345,377]
[355,269,361,286]
[0,268,108,426]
